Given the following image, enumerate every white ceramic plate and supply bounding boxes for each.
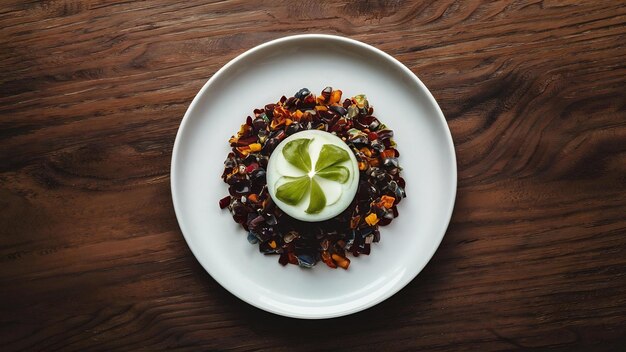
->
[171,34,456,319]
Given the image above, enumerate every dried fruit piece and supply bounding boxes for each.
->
[219,196,230,209]
[353,94,369,110]
[332,253,350,269]
[296,254,316,268]
[365,213,379,226]
[329,89,342,104]
[322,251,337,268]
[379,195,395,209]
[249,143,262,152]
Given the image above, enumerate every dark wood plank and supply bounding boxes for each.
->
[1,0,625,350]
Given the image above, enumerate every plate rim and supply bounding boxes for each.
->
[171,34,457,319]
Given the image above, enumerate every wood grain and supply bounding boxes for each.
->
[1,0,625,350]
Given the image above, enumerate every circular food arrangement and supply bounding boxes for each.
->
[266,129,360,222]
[219,87,406,269]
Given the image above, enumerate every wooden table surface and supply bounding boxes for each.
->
[2,1,625,350]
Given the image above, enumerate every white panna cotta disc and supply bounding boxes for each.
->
[266,129,359,222]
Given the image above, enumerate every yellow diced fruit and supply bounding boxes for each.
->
[248,143,262,152]
[365,213,379,226]
[332,254,350,269]
[269,240,277,249]
[380,195,395,209]
[329,89,342,104]
[236,146,251,156]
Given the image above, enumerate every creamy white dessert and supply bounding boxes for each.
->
[267,129,359,222]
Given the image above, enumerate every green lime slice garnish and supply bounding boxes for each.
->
[275,176,310,205]
[282,138,312,172]
[305,178,326,214]
[315,165,349,183]
[315,144,350,172]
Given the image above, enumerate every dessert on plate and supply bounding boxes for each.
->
[219,87,406,269]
